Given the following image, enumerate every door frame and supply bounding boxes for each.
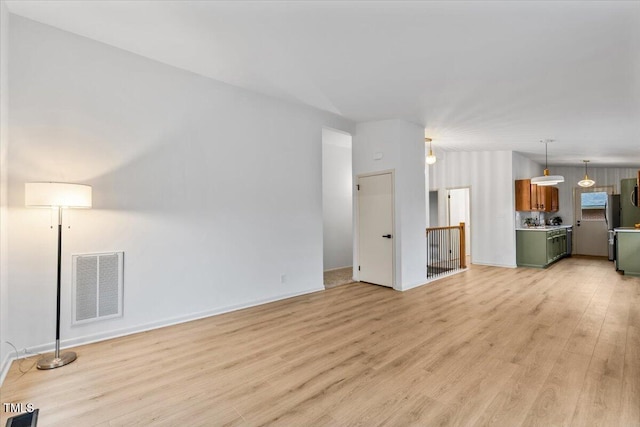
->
[354,169,396,289]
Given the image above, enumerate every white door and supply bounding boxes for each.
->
[358,173,394,287]
[574,187,610,256]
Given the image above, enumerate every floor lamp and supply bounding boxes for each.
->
[25,182,92,369]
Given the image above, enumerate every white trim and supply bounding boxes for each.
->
[323,265,352,273]
[400,267,469,291]
[399,279,430,291]
[0,351,12,386]
[0,286,323,386]
[472,261,517,268]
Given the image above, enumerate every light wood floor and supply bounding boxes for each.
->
[1,257,639,426]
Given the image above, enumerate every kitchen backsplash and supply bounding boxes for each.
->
[515,211,560,227]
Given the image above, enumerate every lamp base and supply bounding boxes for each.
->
[36,351,77,370]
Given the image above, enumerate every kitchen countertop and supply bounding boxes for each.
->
[614,227,640,233]
[516,225,573,231]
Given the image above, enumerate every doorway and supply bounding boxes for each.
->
[574,186,613,257]
[446,188,471,261]
[322,129,353,288]
[357,171,394,288]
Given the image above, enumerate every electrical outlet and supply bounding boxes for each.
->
[280,274,286,284]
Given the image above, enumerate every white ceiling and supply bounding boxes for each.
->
[6,0,640,167]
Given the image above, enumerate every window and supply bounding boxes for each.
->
[581,192,607,221]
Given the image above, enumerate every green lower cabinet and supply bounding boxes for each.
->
[517,229,567,268]
[616,232,640,276]
[546,235,555,264]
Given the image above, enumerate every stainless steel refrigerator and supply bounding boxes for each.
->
[605,194,620,261]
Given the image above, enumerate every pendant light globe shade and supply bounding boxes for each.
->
[425,137,436,165]
[578,178,595,187]
[577,160,595,187]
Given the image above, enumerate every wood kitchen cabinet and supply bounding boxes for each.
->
[538,186,558,212]
[538,186,552,212]
[551,187,559,211]
[515,179,559,212]
[531,184,539,211]
[515,179,534,211]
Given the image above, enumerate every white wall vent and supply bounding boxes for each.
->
[72,252,124,325]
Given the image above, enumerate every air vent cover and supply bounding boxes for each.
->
[72,252,124,325]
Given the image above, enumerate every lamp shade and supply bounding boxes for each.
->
[531,175,565,186]
[531,139,564,186]
[578,177,595,187]
[25,182,92,208]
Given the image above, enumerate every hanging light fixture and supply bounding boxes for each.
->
[425,137,436,165]
[578,160,595,187]
[531,139,564,186]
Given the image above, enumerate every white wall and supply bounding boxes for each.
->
[322,129,352,271]
[5,16,354,365]
[512,152,542,180]
[0,1,11,380]
[353,119,427,290]
[430,151,516,267]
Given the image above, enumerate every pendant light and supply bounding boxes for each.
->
[425,138,436,165]
[531,139,564,186]
[578,160,595,187]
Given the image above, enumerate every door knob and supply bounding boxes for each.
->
[382,234,392,238]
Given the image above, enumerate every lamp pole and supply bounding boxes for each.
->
[25,182,92,369]
[37,206,77,369]
[54,207,62,358]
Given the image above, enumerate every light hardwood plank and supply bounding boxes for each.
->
[1,257,638,426]
[620,325,640,426]
[475,333,568,427]
[521,350,592,427]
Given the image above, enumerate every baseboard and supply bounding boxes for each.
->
[323,265,352,272]
[472,261,517,268]
[399,267,470,291]
[0,286,324,386]
[0,351,12,386]
[397,280,426,291]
